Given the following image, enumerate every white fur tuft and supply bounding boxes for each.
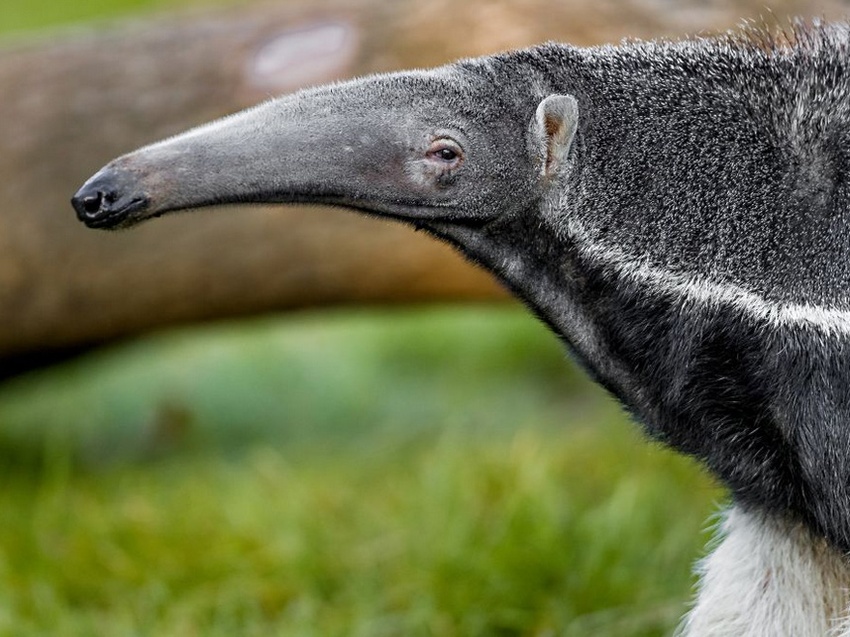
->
[678,506,850,637]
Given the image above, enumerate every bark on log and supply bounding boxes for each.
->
[0,0,845,364]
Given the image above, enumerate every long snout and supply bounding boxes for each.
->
[70,99,287,231]
[71,84,401,230]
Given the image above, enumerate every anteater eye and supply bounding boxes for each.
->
[427,138,463,165]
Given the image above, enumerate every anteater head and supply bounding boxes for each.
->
[72,60,578,232]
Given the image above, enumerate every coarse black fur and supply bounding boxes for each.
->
[438,23,850,552]
[74,22,850,553]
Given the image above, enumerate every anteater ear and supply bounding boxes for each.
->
[531,94,578,179]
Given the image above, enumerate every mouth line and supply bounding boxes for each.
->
[220,190,463,221]
[78,191,465,229]
[292,193,463,221]
[82,197,149,230]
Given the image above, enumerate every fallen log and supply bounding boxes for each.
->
[0,0,844,366]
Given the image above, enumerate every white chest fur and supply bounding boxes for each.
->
[679,506,850,637]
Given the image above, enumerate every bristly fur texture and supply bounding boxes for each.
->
[446,20,850,556]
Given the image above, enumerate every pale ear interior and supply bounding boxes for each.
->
[532,94,578,178]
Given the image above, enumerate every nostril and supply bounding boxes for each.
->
[72,167,147,228]
[82,192,105,214]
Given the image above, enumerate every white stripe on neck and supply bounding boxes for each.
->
[566,218,850,336]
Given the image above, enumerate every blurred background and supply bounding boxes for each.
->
[0,0,844,635]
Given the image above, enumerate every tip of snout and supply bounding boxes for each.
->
[72,167,149,230]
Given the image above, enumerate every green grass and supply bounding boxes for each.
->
[0,428,717,637]
[0,307,722,636]
[0,0,222,36]
[0,308,593,465]
[0,3,724,634]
